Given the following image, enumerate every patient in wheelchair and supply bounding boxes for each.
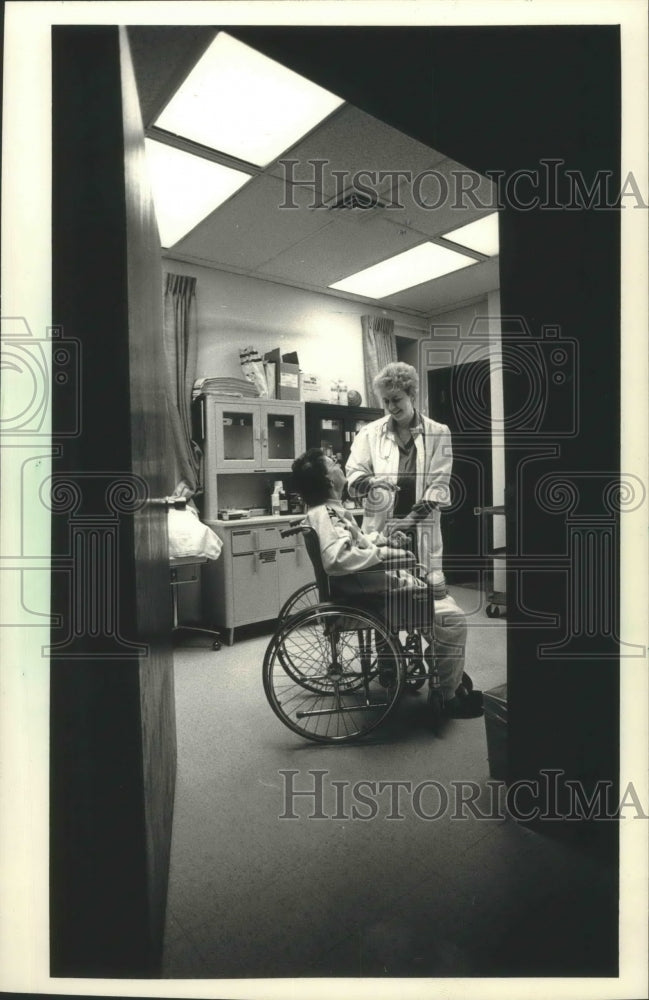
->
[292,448,483,718]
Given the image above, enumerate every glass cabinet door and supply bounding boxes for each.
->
[314,417,345,464]
[213,402,261,471]
[223,411,255,460]
[262,406,303,468]
[210,399,304,473]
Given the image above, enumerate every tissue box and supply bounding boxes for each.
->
[264,349,300,400]
[301,373,323,401]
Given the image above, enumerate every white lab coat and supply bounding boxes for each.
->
[346,413,453,587]
[345,412,467,698]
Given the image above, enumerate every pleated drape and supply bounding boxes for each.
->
[361,315,397,405]
[163,273,200,492]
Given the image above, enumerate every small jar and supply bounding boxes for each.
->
[288,493,304,515]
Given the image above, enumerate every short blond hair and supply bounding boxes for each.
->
[373,361,419,399]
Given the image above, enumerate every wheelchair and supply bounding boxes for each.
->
[263,521,470,744]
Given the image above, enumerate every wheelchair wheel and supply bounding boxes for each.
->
[263,606,405,743]
[278,582,319,624]
[275,603,371,695]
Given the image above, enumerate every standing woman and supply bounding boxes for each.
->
[346,361,482,717]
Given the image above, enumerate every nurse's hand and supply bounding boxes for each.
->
[384,528,409,547]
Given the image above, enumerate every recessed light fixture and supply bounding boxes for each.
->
[441,213,499,257]
[154,31,344,168]
[329,242,478,299]
[144,139,250,247]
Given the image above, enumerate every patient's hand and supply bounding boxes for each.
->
[380,547,415,565]
[384,529,409,548]
[390,514,418,533]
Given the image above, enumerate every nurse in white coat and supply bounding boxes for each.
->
[346,361,481,715]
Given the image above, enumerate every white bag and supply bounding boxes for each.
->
[168,506,222,560]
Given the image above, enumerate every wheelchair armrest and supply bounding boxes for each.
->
[279,520,306,539]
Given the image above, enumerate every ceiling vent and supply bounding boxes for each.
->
[326,188,388,211]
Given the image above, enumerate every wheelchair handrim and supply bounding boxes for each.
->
[263,605,406,744]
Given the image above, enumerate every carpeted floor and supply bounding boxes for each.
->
[162,585,618,980]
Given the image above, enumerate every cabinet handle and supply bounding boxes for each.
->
[261,430,268,447]
[252,530,259,550]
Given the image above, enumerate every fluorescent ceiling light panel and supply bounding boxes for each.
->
[329,242,478,298]
[442,213,500,256]
[155,31,344,167]
[144,139,250,246]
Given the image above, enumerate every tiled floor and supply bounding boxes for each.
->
[162,587,618,980]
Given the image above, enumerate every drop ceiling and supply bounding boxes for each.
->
[129,26,500,320]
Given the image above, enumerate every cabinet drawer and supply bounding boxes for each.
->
[231,529,254,554]
[230,525,280,554]
[232,553,279,624]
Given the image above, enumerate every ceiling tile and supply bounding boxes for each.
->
[379,158,499,241]
[266,104,446,202]
[173,173,332,268]
[255,210,424,285]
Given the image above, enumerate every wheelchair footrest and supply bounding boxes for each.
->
[296,700,390,719]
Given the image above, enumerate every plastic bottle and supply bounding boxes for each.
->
[271,482,281,517]
[279,484,288,515]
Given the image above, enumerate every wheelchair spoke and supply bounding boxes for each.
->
[263,607,406,743]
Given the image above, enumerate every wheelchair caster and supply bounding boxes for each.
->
[406,659,427,693]
[212,640,221,651]
[486,603,501,618]
[427,687,444,729]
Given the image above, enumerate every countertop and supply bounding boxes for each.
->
[207,509,364,528]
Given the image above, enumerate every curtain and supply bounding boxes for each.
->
[361,314,397,406]
[163,273,200,493]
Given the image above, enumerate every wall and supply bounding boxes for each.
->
[163,258,427,407]
[427,299,491,375]
[425,292,506,586]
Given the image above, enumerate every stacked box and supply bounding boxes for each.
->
[301,373,324,401]
[264,349,300,400]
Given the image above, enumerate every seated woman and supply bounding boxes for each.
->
[291,448,483,718]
